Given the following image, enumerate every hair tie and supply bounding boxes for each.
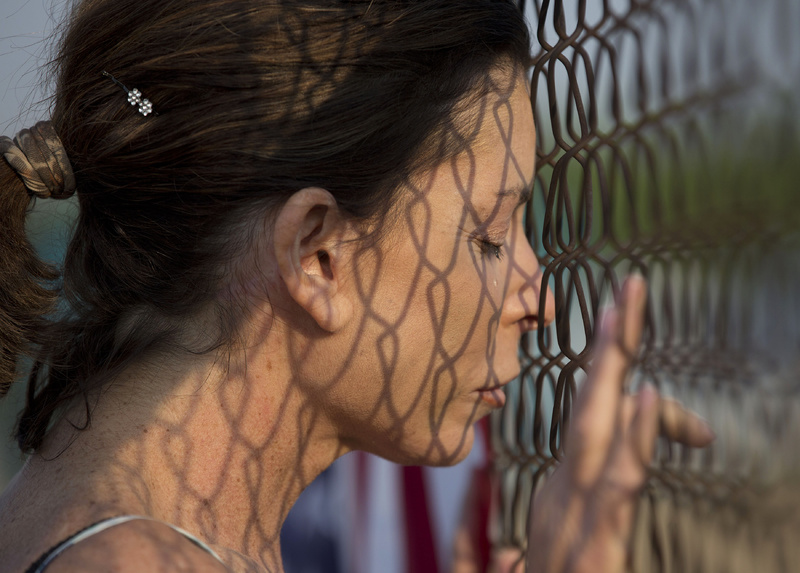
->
[0,121,76,200]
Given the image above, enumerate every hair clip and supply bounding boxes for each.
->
[102,71,155,117]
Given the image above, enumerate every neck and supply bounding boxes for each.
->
[29,342,346,572]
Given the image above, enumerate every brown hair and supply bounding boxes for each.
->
[0,0,531,452]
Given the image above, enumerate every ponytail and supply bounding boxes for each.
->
[0,122,74,403]
[0,164,58,396]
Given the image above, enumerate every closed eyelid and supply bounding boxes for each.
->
[462,223,508,247]
[496,184,532,207]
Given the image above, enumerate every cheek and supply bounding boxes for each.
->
[467,252,526,369]
[448,248,506,350]
[466,248,508,315]
[372,236,508,375]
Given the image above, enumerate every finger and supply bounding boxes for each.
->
[619,273,647,365]
[567,308,621,460]
[659,397,715,447]
[631,383,660,466]
[589,384,658,557]
[490,548,525,573]
[571,276,647,451]
[620,393,638,429]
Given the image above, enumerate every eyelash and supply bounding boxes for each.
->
[478,238,504,261]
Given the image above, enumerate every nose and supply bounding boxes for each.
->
[505,219,555,332]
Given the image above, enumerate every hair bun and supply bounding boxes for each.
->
[0,121,76,199]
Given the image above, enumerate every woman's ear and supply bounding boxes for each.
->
[273,187,354,332]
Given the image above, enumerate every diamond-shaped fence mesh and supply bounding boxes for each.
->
[494,0,800,570]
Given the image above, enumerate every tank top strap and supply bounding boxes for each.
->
[26,515,225,573]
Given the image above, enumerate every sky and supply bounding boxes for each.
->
[0,0,62,134]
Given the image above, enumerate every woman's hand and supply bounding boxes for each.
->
[526,275,715,573]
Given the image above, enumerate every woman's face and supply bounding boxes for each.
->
[306,74,554,465]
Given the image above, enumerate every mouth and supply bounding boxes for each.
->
[474,368,520,409]
[476,386,507,408]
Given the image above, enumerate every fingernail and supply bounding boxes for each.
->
[597,305,617,334]
[624,272,645,296]
[639,382,658,407]
[699,419,716,443]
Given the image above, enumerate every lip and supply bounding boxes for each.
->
[477,387,506,408]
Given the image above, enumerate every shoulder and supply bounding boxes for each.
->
[44,518,228,573]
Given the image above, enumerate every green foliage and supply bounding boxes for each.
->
[536,108,800,253]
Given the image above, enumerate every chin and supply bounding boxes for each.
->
[375,421,477,467]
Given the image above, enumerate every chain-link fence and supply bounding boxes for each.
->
[495,0,800,570]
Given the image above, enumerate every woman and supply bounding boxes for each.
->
[0,1,713,571]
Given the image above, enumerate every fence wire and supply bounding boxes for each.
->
[494,0,800,570]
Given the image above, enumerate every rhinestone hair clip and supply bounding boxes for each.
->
[102,71,155,117]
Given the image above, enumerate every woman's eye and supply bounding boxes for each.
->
[479,239,504,261]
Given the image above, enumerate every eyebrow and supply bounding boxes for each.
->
[497,185,532,207]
